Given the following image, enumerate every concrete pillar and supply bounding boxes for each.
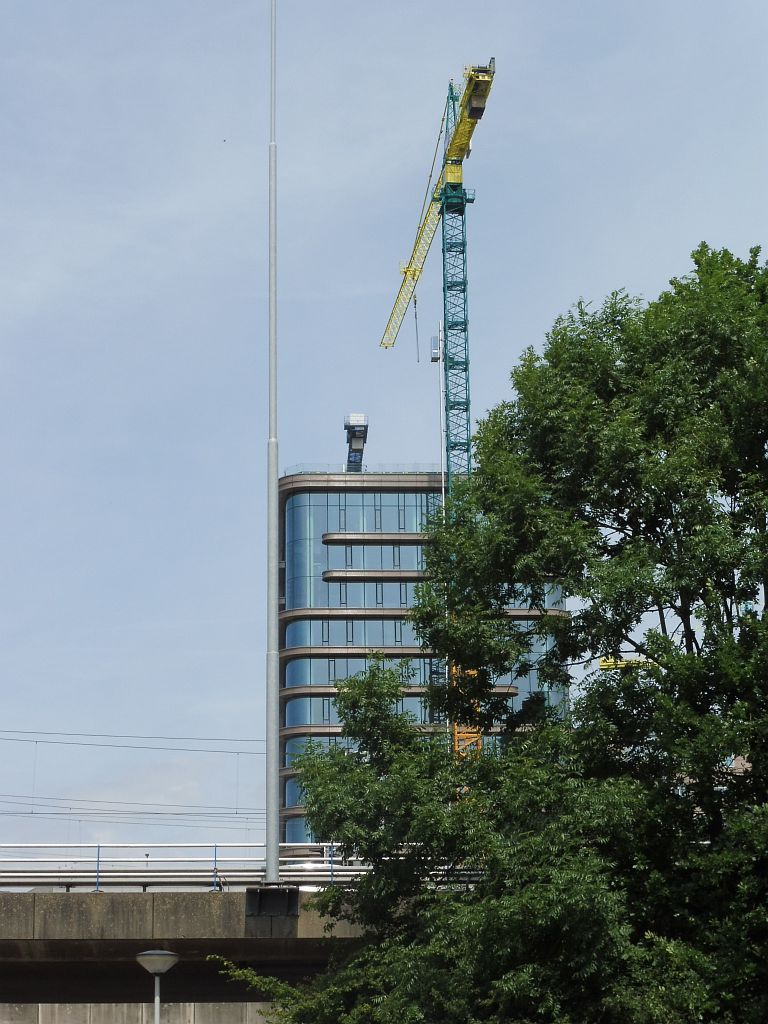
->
[0,1006,36,1024]
[140,1005,193,1024]
[193,1005,246,1023]
[245,1007,272,1024]
[39,1007,88,1024]
[90,1006,141,1024]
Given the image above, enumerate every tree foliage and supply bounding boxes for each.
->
[223,246,768,1022]
[414,243,768,720]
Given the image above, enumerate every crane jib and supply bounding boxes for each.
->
[379,59,494,353]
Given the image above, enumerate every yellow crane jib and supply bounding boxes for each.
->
[379,58,495,350]
[380,185,443,350]
[444,60,496,175]
[598,657,655,671]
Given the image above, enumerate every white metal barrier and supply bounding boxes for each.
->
[0,843,369,891]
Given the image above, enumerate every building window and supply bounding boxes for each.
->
[284,777,305,808]
[284,817,311,843]
[284,697,341,728]
[283,656,437,688]
[285,619,415,650]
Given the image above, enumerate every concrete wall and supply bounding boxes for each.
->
[0,1004,272,1023]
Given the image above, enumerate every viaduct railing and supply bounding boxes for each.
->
[0,843,368,891]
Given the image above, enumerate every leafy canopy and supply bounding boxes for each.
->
[224,246,768,1023]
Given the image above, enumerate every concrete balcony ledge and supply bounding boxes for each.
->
[321,570,424,582]
[321,533,427,545]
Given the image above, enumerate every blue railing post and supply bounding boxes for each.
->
[95,844,100,892]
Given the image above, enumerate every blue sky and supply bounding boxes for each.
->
[1,0,767,847]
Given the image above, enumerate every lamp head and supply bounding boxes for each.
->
[136,950,180,976]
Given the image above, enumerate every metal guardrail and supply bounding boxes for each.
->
[0,843,369,891]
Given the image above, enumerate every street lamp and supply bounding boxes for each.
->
[136,949,180,1024]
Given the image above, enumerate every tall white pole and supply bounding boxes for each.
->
[265,0,280,884]
[154,975,161,1024]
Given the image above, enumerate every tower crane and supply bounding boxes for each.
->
[380,58,495,492]
[380,60,496,755]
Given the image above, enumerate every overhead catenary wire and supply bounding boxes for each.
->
[0,810,266,823]
[0,736,263,755]
[0,791,265,811]
[0,804,266,819]
[0,810,264,831]
[0,729,265,743]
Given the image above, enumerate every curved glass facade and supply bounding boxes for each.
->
[288,580,419,610]
[285,617,419,649]
[285,490,436,611]
[284,776,304,808]
[280,482,443,841]
[279,475,569,843]
[284,693,440,728]
[283,734,357,766]
[285,816,312,844]
[284,695,341,727]
[284,656,441,688]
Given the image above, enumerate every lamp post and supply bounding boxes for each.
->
[264,0,281,886]
[136,949,180,1024]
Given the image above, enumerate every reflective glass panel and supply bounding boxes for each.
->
[284,816,311,843]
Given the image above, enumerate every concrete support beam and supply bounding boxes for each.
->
[34,896,153,941]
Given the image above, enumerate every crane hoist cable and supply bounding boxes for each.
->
[417,104,447,231]
[413,293,420,363]
[411,109,445,365]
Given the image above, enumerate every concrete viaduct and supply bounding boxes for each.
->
[0,888,359,1023]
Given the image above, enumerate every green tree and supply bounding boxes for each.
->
[224,664,715,1023]
[411,243,768,1020]
[223,246,768,1021]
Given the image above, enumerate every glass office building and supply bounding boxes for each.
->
[279,467,565,842]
